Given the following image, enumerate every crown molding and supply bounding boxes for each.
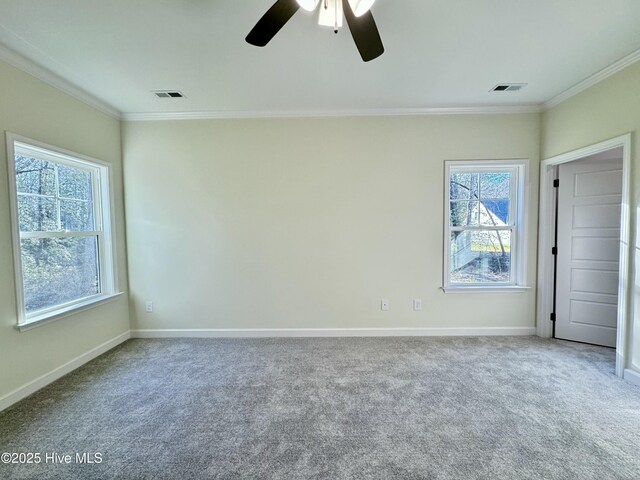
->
[121,104,543,121]
[0,43,121,119]
[544,47,640,109]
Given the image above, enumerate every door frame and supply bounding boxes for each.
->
[536,134,631,377]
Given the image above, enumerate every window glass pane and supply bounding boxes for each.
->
[479,172,511,225]
[450,230,511,283]
[58,165,93,201]
[21,236,100,313]
[479,199,510,226]
[450,201,480,226]
[479,172,510,199]
[60,199,94,231]
[18,195,58,232]
[15,156,56,195]
[450,173,476,200]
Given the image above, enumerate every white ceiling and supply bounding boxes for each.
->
[1,0,639,117]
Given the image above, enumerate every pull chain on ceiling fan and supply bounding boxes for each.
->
[245,0,384,62]
[318,0,343,33]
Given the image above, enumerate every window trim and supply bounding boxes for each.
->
[5,132,120,329]
[443,159,528,293]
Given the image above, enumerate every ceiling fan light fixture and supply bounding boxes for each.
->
[347,0,375,16]
[246,0,384,62]
[318,0,343,28]
[296,0,320,11]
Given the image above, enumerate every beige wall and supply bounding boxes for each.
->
[0,61,129,399]
[542,61,640,373]
[123,114,540,332]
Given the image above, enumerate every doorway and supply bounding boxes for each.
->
[537,135,631,376]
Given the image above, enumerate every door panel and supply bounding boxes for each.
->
[571,237,619,261]
[573,170,623,196]
[569,300,618,328]
[571,269,619,295]
[555,158,622,347]
[573,204,621,228]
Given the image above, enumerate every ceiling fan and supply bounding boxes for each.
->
[246,0,384,62]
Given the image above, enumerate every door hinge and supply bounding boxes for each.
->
[553,179,559,188]
[552,246,557,255]
[550,313,556,322]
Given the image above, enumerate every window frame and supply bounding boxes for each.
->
[443,159,529,293]
[6,132,120,330]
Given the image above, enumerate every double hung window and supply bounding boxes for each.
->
[444,160,527,291]
[6,134,117,328]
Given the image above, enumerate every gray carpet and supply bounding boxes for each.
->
[1,336,639,479]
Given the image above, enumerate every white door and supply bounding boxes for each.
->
[555,157,623,347]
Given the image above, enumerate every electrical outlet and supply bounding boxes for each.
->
[381,299,389,311]
[413,299,422,311]
[145,301,153,313]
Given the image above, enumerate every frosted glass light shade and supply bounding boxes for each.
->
[296,0,320,11]
[318,0,343,28]
[347,0,375,16]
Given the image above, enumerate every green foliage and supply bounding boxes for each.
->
[21,237,99,312]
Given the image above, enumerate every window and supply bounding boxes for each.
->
[6,134,118,328]
[443,160,527,292]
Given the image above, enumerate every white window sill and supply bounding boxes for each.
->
[441,286,531,294]
[15,292,124,332]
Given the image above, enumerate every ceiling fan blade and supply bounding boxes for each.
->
[246,0,301,47]
[343,1,384,62]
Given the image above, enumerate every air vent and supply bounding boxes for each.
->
[152,90,185,98]
[491,84,527,92]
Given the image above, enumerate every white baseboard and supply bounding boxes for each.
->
[0,331,130,412]
[624,368,640,387]
[130,327,536,339]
